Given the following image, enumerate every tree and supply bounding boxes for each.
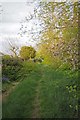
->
[0,37,20,57]
[37,1,79,70]
[7,39,19,57]
[20,46,36,60]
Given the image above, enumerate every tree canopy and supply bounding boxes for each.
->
[20,46,36,60]
[37,2,79,70]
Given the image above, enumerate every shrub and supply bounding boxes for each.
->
[2,55,23,81]
[20,46,36,61]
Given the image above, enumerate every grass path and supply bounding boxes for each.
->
[2,71,42,118]
[2,82,19,100]
[32,80,40,118]
[2,64,78,118]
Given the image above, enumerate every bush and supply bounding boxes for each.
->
[2,56,23,81]
[2,56,22,66]
[33,58,43,63]
[20,46,36,61]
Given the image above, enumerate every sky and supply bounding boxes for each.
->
[0,0,78,54]
[0,1,36,54]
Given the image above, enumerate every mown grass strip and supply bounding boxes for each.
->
[2,72,42,118]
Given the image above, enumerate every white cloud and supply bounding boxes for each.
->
[0,0,34,2]
[0,23,21,34]
[2,2,34,23]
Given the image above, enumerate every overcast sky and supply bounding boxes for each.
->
[0,1,36,54]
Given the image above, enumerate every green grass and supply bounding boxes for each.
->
[2,81,12,92]
[2,62,78,118]
[39,68,78,118]
[3,71,42,118]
